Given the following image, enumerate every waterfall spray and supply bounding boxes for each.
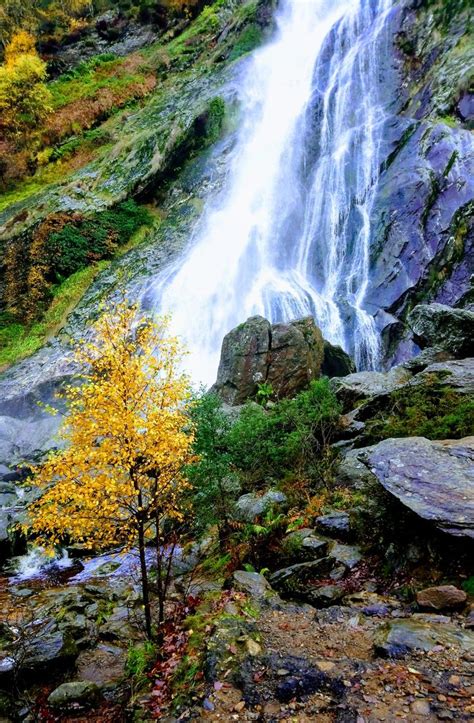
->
[151,0,393,384]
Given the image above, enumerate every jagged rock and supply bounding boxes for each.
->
[401,347,454,373]
[235,490,287,523]
[416,585,467,611]
[269,558,334,595]
[335,450,375,489]
[315,512,351,540]
[412,358,474,395]
[332,366,412,411]
[306,584,345,607]
[375,618,474,657]
[408,304,474,358]
[321,341,356,378]
[281,529,328,563]
[365,436,474,538]
[368,117,474,366]
[212,316,324,405]
[48,681,101,709]
[233,571,275,600]
[329,543,362,570]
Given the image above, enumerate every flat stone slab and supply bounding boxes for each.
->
[375,618,474,657]
[367,436,474,538]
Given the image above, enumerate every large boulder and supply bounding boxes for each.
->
[321,341,356,378]
[331,366,412,411]
[408,304,474,358]
[212,316,324,405]
[48,681,101,709]
[365,436,474,538]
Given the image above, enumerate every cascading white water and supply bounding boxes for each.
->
[151,0,393,384]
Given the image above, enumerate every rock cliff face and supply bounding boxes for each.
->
[368,0,473,365]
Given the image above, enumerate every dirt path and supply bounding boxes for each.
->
[200,600,474,722]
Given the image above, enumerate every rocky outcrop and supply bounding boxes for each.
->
[365,436,474,538]
[408,303,474,357]
[321,342,356,378]
[212,316,325,405]
[366,0,474,365]
[333,356,474,443]
[332,366,412,411]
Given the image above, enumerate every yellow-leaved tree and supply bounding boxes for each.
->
[28,302,195,638]
[0,30,51,139]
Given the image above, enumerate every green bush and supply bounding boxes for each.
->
[46,200,152,281]
[229,24,263,61]
[187,393,240,544]
[227,378,341,486]
[188,380,341,533]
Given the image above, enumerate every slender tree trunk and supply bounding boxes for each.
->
[155,512,165,625]
[138,520,152,639]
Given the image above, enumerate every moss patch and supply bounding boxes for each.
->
[362,379,474,444]
[0,263,105,370]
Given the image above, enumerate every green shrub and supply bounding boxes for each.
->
[187,393,240,544]
[462,577,474,595]
[227,378,341,486]
[126,641,156,695]
[229,24,263,61]
[363,382,474,443]
[46,200,153,282]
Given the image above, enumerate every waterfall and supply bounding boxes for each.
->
[151,0,393,384]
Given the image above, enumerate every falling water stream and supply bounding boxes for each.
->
[152,0,393,383]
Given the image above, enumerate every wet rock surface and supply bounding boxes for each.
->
[365,436,474,538]
[408,303,474,358]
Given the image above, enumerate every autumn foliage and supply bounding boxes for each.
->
[28,303,195,636]
[0,31,51,138]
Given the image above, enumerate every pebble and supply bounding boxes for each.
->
[315,660,335,672]
[410,699,431,716]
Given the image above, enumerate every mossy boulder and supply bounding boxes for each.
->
[408,303,474,357]
[48,681,101,709]
[212,316,324,405]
